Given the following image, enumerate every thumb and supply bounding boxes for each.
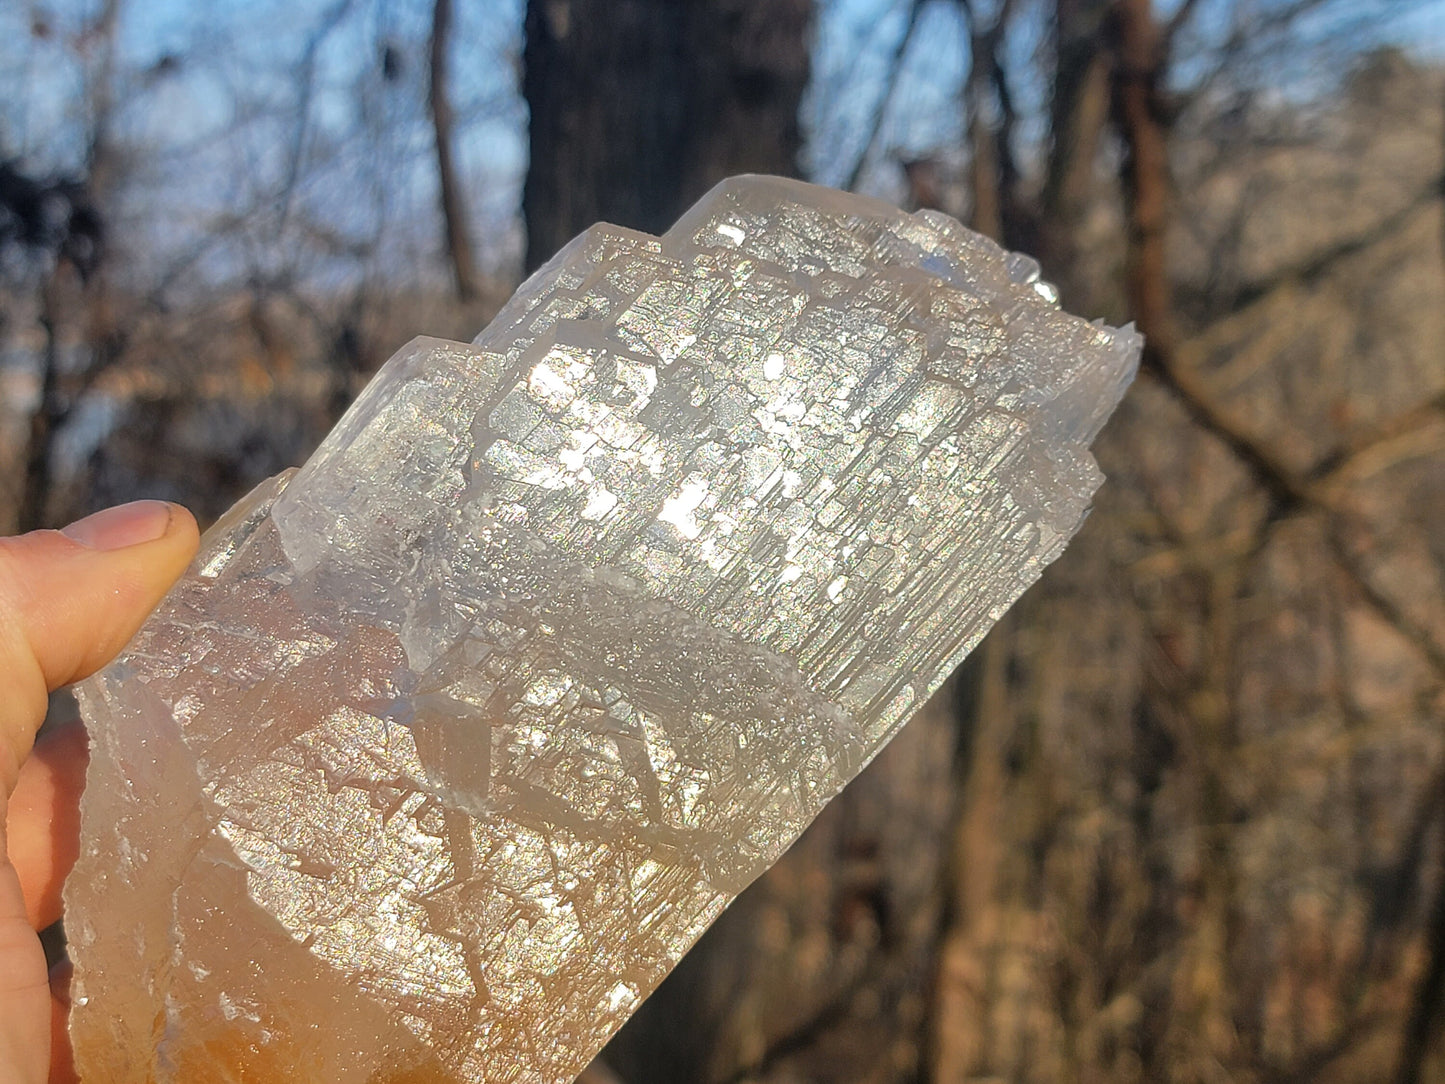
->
[0,500,197,1084]
[0,501,199,793]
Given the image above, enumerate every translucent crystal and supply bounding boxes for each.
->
[66,176,1138,1083]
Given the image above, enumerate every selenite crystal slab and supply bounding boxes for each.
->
[66,176,1138,1083]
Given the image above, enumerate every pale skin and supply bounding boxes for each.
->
[0,500,199,1084]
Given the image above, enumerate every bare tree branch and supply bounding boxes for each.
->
[1174,0,1335,111]
[1163,0,1206,49]
[845,0,928,193]
[277,0,352,238]
[1214,177,1443,320]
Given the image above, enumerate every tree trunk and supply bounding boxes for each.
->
[1038,0,1113,303]
[521,0,813,272]
[429,0,482,301]
[1110,0,1174,360]
[966,42,1004,241]
[960,0,1021,246]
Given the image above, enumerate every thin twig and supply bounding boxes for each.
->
[844,0,928,192]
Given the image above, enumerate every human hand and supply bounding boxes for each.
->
[0,501,198,1084]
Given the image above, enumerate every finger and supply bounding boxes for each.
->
[0,860,49,1084]
[0,501,199,791]
[9,724,88,930]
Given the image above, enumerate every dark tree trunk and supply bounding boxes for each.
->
[1038,0,1113,303]
[521,0,813,273]
[429,0,482,301]
[1110,0,1174,362]
[960,0,1021,246]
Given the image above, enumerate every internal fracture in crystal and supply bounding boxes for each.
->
[66,175,1139,1083]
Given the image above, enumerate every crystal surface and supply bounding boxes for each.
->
[67,175,1139,1083]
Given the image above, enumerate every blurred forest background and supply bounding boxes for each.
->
[4,0,1445,1080]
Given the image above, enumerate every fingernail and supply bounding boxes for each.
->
[60,501,175,550]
